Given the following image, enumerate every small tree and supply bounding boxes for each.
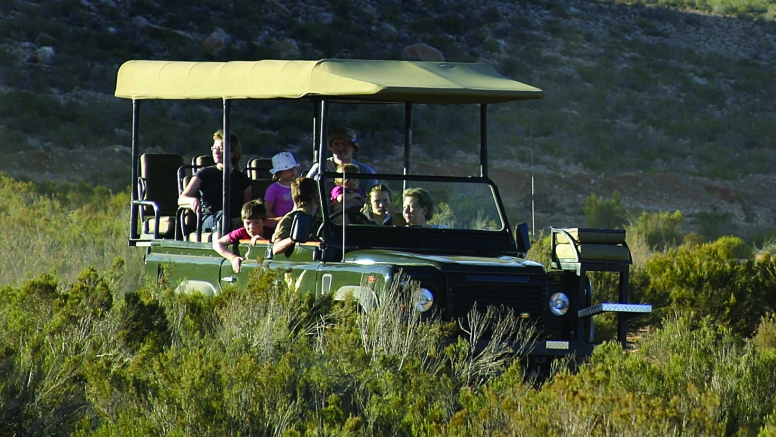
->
[583,190,628,229]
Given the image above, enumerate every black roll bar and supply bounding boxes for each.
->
[480,104,488,178]
[129,99,140,241]
[220,99,232,234]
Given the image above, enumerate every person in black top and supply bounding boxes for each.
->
[179,129,252,236]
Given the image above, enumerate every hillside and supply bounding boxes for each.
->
[1,0,775,239]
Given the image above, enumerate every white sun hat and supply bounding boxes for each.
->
[269,152,300,174]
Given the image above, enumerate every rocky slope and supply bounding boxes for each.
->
[1,0,775,239]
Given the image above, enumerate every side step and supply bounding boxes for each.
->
[579,303,652,318]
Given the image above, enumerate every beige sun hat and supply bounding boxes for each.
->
[327,127,359,152]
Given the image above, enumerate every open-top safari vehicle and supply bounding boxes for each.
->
[115,59,650,366]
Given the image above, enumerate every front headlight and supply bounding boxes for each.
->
[549,292,570,316]
[414,288,434,312]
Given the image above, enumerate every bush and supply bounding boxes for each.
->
[527,231,552,267]
[627,210,683,250]
[5,231,776,435]
[753,313,776,351]
[713,235,754,259]
[446,318,768,436]
[0,265,547,436]
[0,267,123,437]
[583,190,628,229]
[645,237,776,336]
[582,316,776,435]
[0,175,143,292]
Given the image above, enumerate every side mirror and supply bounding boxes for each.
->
[515,222,531,255]
[290,212,313,243]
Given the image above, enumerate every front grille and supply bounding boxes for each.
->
[446,274,546,322]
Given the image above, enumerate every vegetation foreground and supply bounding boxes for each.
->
[3,175,776,436]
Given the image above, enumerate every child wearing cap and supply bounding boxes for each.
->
[264,152,300,230]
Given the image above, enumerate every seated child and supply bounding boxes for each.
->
[264,151,301,231]
[365,184,405,226]
[212,199,267,273]
[330,163,366,213]
[272,178,321,257]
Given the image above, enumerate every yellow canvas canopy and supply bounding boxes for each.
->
[115,59,543,104]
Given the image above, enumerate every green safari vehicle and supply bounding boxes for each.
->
[115,59,650,366]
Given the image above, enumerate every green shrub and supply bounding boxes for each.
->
[5,242,776,435]
[446,320,733,436]
[527,232,552,267]
[645,237,776,336]
[763,410,776,437]
[627,210,683,250]
[753,312,776,351]
[714,235,754,259]
[0,267,123,437]
[583,190,628,229]
[0,175,143,291]
[582,315,776,435]
[0,265,538,436]
[682,232,706,247]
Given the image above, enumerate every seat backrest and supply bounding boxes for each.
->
[251,179,272,201]
[192,154,215,168]
[177,164,199,194]
[178,154,217,195]
[139,153,184,216]
[245,157,273,180]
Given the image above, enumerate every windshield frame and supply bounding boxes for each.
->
[316,172,519,258]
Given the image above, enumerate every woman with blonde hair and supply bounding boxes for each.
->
[178,129,252,236]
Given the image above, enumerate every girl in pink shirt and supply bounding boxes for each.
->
[264,152,300,230]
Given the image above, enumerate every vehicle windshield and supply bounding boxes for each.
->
[320,173,506,231]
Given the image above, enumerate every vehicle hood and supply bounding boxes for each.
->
[345,250,546,274]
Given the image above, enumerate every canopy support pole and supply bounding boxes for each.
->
[317,98,329,214]
[221,98,232,235]
[312,101,321,166]
[403,102,413,192]
[480,104,488,178]
[129,99,140,240]
[317,99,329,170]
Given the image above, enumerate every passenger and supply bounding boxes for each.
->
[264,152,301,230]
[306,127,377,194]
[365,184,405,226]
[179,129,252,236]
[212,200,267,273]
[402,187,434,227]
[330,163,366,214]
[271,178,321,257]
